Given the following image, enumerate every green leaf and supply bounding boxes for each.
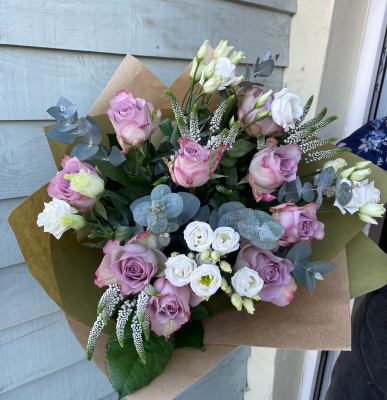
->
[190,304,210,321]
[208,193,231,209]
[307,261,337,275]
[107,133,121,150]
[93,200,108,220]
[226,140,256,159]
[174,320,205,351]
[88,160,131,187]
[106,330,174,399]
[126,149,138,175]
[83,239,107,249]
[223,166,238,187]
[286,241,312,263]
[219,155,238,168]
[115,226,136,242]
[159,118,174,138]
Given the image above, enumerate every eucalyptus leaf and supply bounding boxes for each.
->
[336,182,353,206]
[46,106,68,121]
[193,205,210,222]
[317,166,335,189]
[218,202,246,220]
[308,261,337,274]
[316,189,323,209]
[133,201,151,226]
[284,180,301,203]
[245,64,251,81]
[151,184,171,201]
[238,81,255,90]
[46,126,76,144]
[302,182,315,202]
[261,49,271,62]
[173,192,200,225]
[130,196,151,213]
[147,213,168,234]
[255,59,275,77]
[209,209,219,230]
[70,143,99,161]
[314,272,324,280]
[278,182,287,203]
[306,271,317,295]
[107,146,126,166]
[55,122,79,132]
[259,221,285,243]
[250,236,278,250]
[160,193,184,218]
[295,177,303,197]
[291,262,308,286]
[286,241,312,262]
[83,116,102,145]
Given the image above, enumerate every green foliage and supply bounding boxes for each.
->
[190,304,210,321]
[106,328,174,399]
[174,320,205,351]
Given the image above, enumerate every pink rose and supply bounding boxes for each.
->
[146,278,202,339]
[107,90,161,153]
[237,87,282,138]
[270,203,325,247]
[248,138,301,202]
[94,239,167,295]
[166,138,228,188]
[47,155,100,213]
[234,240,297,306]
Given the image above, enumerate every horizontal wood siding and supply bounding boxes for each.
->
[0,0,291,66]
[0,0,292,397]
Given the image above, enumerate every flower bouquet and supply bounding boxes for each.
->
[9,40,387,399]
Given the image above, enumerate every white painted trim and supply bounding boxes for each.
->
[345,0,387,137]
[299,351,321,400]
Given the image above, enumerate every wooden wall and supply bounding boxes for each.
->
[0,0,295,398]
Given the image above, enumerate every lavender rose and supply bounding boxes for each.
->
[248,137,301,202]
[270,203,325,247]
[234,240,297,306]
[107,90,161,153]
[47,155,101,213]
[237,87,282,137]
[146,278,202,338]
[165,138,227,188]
[94,240,167,295]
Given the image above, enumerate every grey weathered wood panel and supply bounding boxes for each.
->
[0,360,116,400]
[0,0,290,66]
[0,311,115,396]
[225,0,296,14]
[0,264,60,329]
[0,46,283,121]
[0,198,24,268]
[0,121,56,199]
[175,346,251,400]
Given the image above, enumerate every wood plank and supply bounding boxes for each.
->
[0,359,115,400]
[0,122,57,199]
[0,46,283,120]
[0,0,290,66]
[0,313,100,394]
[0,198,25,268]
[0,263,60,330]
[225,0,296,14]
[175,346,251,399]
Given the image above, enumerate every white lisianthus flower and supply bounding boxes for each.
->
[190,264,222,297]
[359,203,386,218]
[350,168,371,182]
[64,169,104,198]
[334,178,367,214]
[184,222,214,252]
[228,50,245,65]
[231,267,264,298]
[165,255,197,287]
[200,57,237,90]
[270,88,303,131]
[37,199,80,240]
[363,181,381,203]
[212,227,240,255]
[213,40,233,59]
[322,158,347,173]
